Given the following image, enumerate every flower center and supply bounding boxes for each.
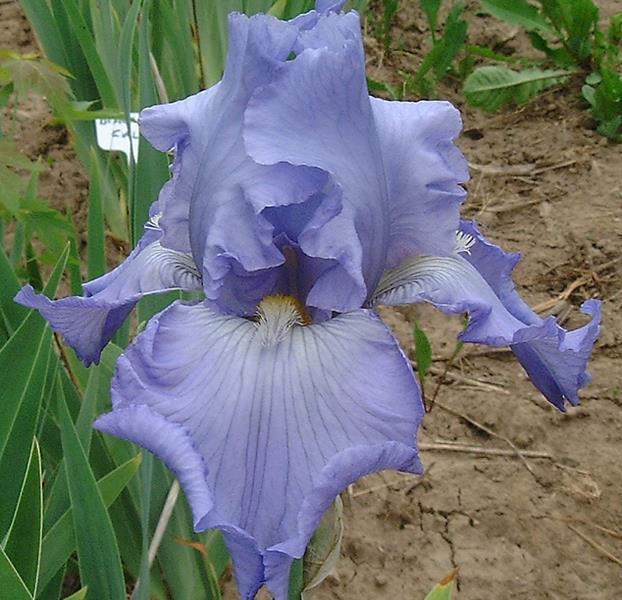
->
[254,295,311,346]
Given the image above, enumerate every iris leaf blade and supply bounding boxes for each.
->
[17,0,68,69]
[0,246,28,333]
[0,245,68,538]
[4,439,43,597]
[58,390,126,599]
[60,0,118,107]
[37,455,142,593]
[134,0,169,249]
[86,149,107,280]
[63,587,88,600]
[0,547,32,600]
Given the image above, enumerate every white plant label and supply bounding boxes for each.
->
[95,113,140,162]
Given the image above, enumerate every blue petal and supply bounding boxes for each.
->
[140,86,221,253]
[141,13,342,315]
[244,12,390,310]
[94,301,423,598]
[371,222,601,409]
[371,98,468,267]
[14,211,201,366]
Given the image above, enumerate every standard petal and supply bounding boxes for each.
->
[371,98,468,267]
[15,216,201,366]
[94,301,423,597]
[140,87,220,253]
[371,223,601,409]
[244,12,391,309]
[141,13,343,314]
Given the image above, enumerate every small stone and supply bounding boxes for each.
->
[374,574,388,587]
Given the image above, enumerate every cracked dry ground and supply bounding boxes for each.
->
[3,0,622,598]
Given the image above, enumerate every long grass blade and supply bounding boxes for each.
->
[0,547,32,600]
[0,245,68,538]
[58,390,126,599]
[4,439,43,597]
[38,455,141,593]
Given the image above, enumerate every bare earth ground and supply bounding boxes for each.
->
[2,1,621,599]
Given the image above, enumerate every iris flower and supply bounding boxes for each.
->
[16,2,600,597]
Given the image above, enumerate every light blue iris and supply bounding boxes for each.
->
[15,2,601,597]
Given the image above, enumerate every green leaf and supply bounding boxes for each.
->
[413,322,433,387]
[423,570,457,600]
[38,455,142,593]
[528,31,575,67]
[479,0,554,35]
[367,77,400,100]
[134,453,154,600]
[116,0,142,116]
[36,566,64,600]
[608,13,622,46]
[4,439,42,597]
[464,65,573,111]
[63,587,88,600]
[193,0,229,88]
[60,0,118,107]
[133,0,169,247]
[86,150,107,279]
[301,497,343,599]
[0,245,28,334]
[268,0,288,17]
[0,245,68,539]
[0,547,32,600]
[466,44,536,65]
[582,66,622,141]
[147,462,222,599]
[421,0,442,38]
[432,3,468,79]
[563,0,599,64]
[288,558,303,600]
[19,197,76,258]
[58,390,126,599]
[0,50,72,113]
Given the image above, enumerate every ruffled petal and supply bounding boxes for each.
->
[142,12,300,270]
[94,301,423,597]
[371,222,601,409]
[370,98,468,267]
[511,300,601,408]
[244,12,390,310]
[140,86,221,253]
[14,212,201,366]
[141,13,345,315]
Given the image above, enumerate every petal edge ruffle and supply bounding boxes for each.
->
[15,216,201,365]
[371,223,601,409]
[95,300,423,597]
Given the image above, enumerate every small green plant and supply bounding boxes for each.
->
[406,1,468,96]
[412,320,433,407]
[582,14,622,141]
[424,570,457,600]
[367,0,401,49]
[465,0,622,140]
